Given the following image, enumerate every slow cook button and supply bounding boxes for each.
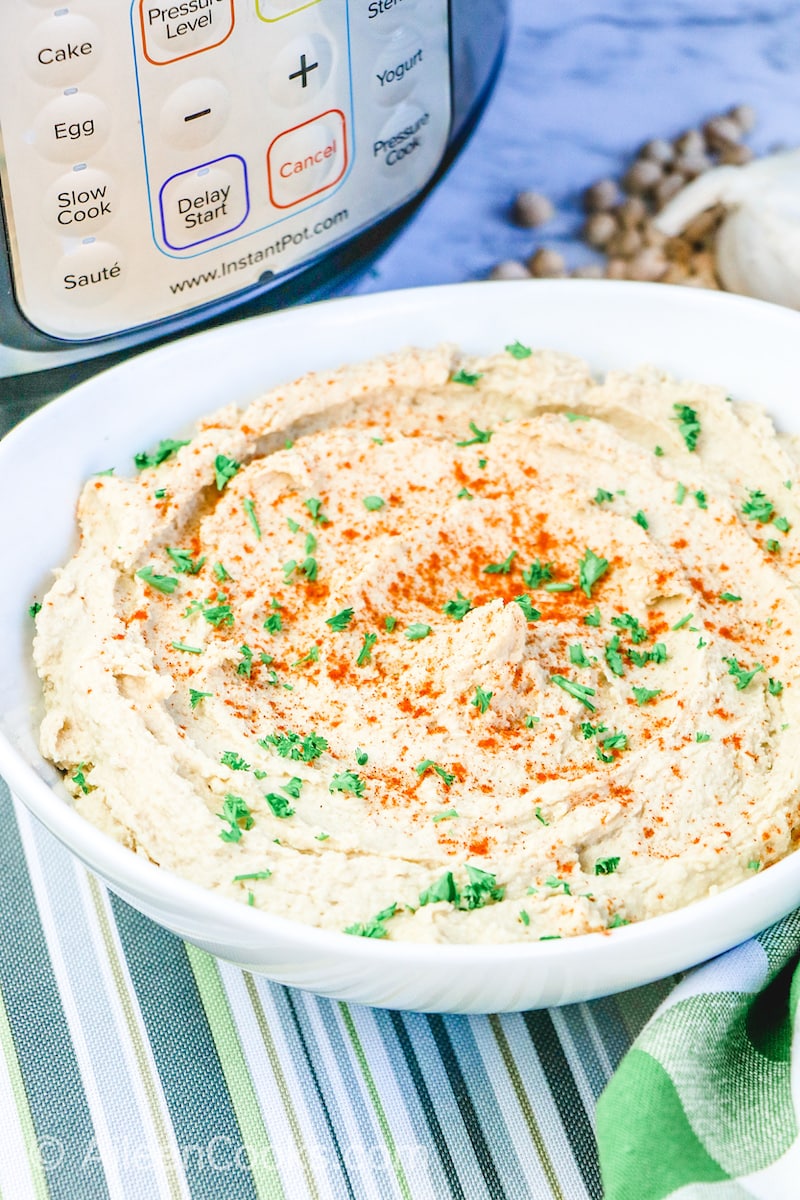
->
[373,105,429,173]
[46,166,116,233]
[371,34,424,106]
[267,110,347,209]
[25,13,101,86]
[138,0,235,66]
[159,154,249,250]
[33,91,109,163]
[56,239,125,305]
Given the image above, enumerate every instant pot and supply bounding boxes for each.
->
[0,0,508,384]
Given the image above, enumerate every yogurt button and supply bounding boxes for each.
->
[372,32,424,107]
[26,13,101,86]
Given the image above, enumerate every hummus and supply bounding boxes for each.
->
[33,343,800,943]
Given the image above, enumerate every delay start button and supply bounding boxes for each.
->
[159,154,249,250]
[267,110,347,209]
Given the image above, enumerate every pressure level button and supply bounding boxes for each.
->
[138,0,235,66]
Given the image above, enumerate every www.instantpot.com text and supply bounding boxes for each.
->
[168,208,349,294]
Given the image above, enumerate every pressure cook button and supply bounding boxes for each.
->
[26,13,101,86]
[46,166,116,234]
[268,33,333,108]
[34,91,109,163]
[56,239,126,306]
[372,34,424,106]
[160,78,231,149]
[159,154,249,250]
[373,104,430,173]
[267,109,347,209]
[138,0,235,66]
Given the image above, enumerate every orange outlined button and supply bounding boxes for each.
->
[267,109,347,209]
[139,0,234,67]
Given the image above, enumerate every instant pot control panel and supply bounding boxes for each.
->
[0,1,451,342]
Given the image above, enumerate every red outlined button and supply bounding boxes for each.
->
[139,0,235,67]
[267,109,347,210]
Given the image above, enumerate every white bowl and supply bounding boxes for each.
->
[3,279,800,1014]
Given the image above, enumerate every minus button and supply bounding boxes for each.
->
[185,108,212,123]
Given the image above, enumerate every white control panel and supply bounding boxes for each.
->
[0,1,451,340]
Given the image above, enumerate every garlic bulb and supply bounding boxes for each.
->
[654,149,800,308]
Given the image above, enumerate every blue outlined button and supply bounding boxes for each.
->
[159,154,249,250]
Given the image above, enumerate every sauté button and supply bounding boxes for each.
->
[26,13,100,86]
[56,239,126,306]
[33,91,109,163]
[159,155,249,250]
[267,110,347,209]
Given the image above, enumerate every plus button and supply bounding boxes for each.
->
[289,53,319,88]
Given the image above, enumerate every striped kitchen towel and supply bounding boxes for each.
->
[0,776,672,1199]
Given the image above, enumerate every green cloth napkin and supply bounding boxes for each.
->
[598,911,800,1198]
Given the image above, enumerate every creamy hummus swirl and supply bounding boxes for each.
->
[33,345,800,942]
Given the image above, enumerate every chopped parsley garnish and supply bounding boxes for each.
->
[595,730,628,763]
[214,454,241,491]
[578,547,609,597]
[673,403,701,452]
[519,909,531,926]
[263,612,283,635]
[565,412,590,423]
[632,686,661,706]
[608,914,629,929]
[766,539,781,553]
[416,760,455,787]
[671,612,693,631]
[136,565,178,594]
[584,606,602,627]
[344,903,398,939]
[506,340,532,359]
[265,792,295,819]
[329,771,366,798]
[213,562,231,582]
[315,832,329,841]
[356,749,369,766]
[522,560,553,588]
[569,644,593,669]
[419,872,459,906]
[304,497,330,525]
[545,875,571,895]
[604,635,625,677]
[71,764,93,795]
[134,437,189,471]
[293,645,320,667]
[166,547,206,575]
[747,860,761,871]
[628,642,667,667]
[154,488,167,499]
[172,641,203,654]
[363,495,385,511]
[237,644,254,677]
[260,729,328,763]
[594,857,620,875]
[451,369,483,387]
[460,866,505,910]
[306,530,318,554]
[282,777,304,799]
[233,870,272,882]
[694,490,708,509]
[287,517,301,534]
[544,581,574,593]
[243,497,261,539]
[326,607,354,631]
[654,445,664,457]
[405,623,431,641]
[484,550,517,575]
[742,489,775,523]
[611,613,649,643]
[432,809,459,823]
[357,632,377,666]
[29,601,42,618]
[443,591,473,620]
[774,515,791,533]
[675,482,687,505]
[631,509,649,531]
[189,688,212,708]
[456,420,493,447]
[513,594,541,622]
[535,807,548,825]
[550,675,596,711]
[724,656,764,690]
[768,677,784,696]
[197,598,234,627]
[471,686,493,714]
[594,488,614,504]
[525,715,540,728]
[221,750,250,771]
[457,487,474,500]
[217,794,253,843]
[720,592,741,603]
[695,732,711,743]
[478,457,488,469]
[384,615,397,632]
